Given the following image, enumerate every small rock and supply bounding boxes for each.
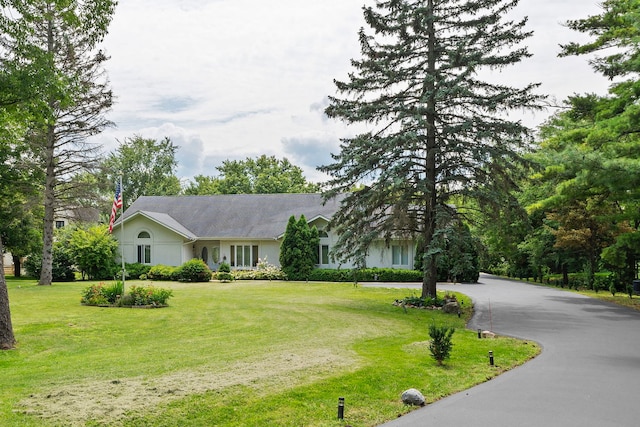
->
[482,330,496,338]
[401,388,426,406]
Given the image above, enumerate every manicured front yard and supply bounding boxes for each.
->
[1,278,538,426]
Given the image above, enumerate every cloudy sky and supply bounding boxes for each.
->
[95,0,611,183]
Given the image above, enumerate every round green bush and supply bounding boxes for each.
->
[176,259,213,282]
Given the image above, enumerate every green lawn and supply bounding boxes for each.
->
[1,278,538,426]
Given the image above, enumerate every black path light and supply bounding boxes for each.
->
[489,350,494,366]
[338,397,345,420]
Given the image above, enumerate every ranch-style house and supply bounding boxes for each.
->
[112,193,416,271]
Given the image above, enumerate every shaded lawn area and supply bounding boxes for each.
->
[0,278,538,426]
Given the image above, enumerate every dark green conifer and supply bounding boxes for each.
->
[321,0,543,297]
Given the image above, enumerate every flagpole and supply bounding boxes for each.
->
[119,175,125,295]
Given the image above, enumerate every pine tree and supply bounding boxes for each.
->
[0,1,117,285]
[321,0,543,297]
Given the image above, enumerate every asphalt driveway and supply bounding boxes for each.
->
[373,274,640,427]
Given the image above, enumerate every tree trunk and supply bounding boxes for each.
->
[39,124,56,286]
[421,0,438,299]
[0,236,16,350]
[12,255,21,278]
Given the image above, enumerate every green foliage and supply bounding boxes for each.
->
[320,0,542,298]
[279,215,319,280]
[429,324,455,365]
[184,155,319,195]
[175,259,213,282]
[24,246,76,282]
[124,263,152,280]
[67,224,120,280]
[307,268,422,282]
[81,281,123,306]
[128,285,173,307]
[214,262,234,282]
[81,282,172,307]
[397,295,445,308]
[148,265,179,281]
[102,136,181,207]
[1,0,118,286]
[232,257,286,280]
[415,220,480,283]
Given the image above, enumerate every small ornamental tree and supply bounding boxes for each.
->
[280,215,320,280]
[429,324,455,365]
[68,224,120,280]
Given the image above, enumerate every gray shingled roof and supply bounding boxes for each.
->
[119,193,343,239]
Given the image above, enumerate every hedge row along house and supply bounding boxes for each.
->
[112,193,416,271]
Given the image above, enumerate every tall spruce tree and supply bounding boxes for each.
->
[0,1,117,285]
[321,0,543,297]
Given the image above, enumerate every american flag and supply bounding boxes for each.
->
[108,181,123,234]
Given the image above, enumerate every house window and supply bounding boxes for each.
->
[319,244,329,265]
[212,246,220,264]
[201,247,208,264]
[136,231,151,264]
[137,245,151,264]
[230,245,259,267]
[55,220,65,229]
[392,244,409,266]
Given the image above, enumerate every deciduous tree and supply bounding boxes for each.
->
[102,136,181,207]
[185,155,319,195]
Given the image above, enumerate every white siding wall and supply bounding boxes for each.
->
[114,216,415,270]
[113,216,187,266]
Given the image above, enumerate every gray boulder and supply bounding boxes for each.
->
[401,388,426,406]
[442,301,460,314]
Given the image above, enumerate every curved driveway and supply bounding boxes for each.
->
[375,274,640,427]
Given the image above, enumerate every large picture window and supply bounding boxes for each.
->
[230,245,259,267]
[392,244,409,266]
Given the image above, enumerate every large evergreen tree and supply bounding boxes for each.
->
[0,0,117,286]
[321,0,542,297]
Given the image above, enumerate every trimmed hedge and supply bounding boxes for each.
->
[307,268,422,282]
[148,264,179,281]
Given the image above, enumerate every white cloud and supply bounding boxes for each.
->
[97,0,612,183]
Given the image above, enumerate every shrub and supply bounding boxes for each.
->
[25,247,76,282]
[307,268,422,283]
[176,259,212,282]
[81,282,173,307]
[125,263,152,280]
[233,257,286,280]
[148,264,179,281]
[215,262,233,282]
[429,324,455,365]
[81,284,110,306]
[102,281,124,303]
[397,295,444,308]
[125,285,173,306]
